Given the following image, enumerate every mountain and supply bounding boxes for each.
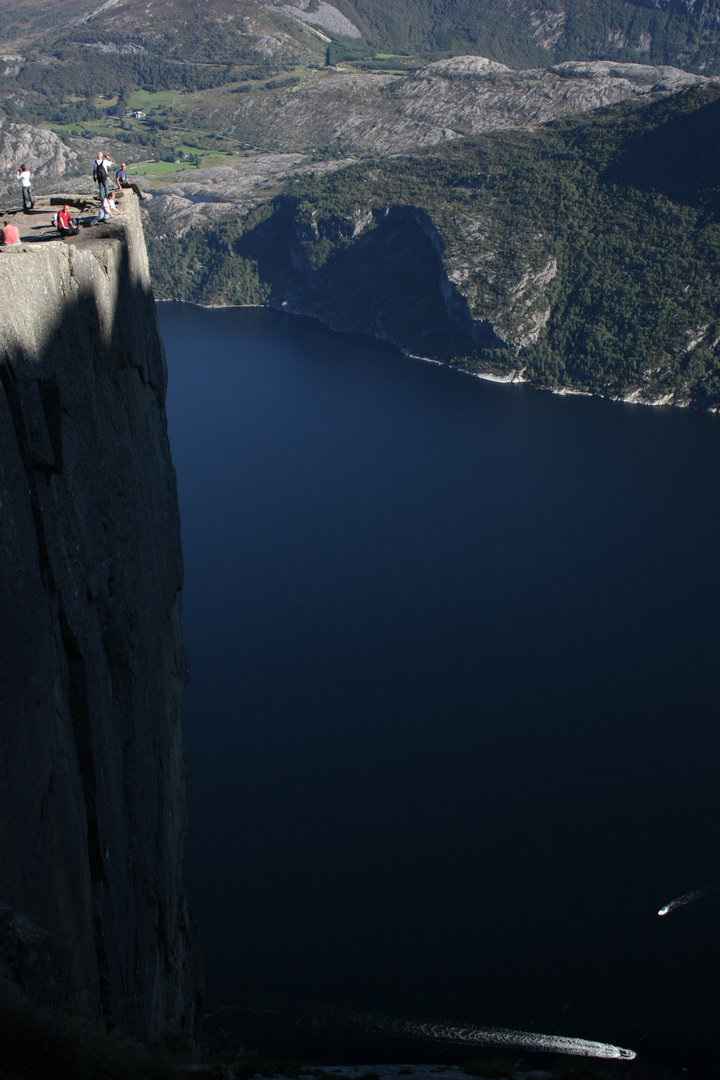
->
[332,0,720,68]
[131,54,711,236]
[4,2,718,411]
[177,55,710,156]
[147,82,720,409]
[3,0,720,184]
[4,0,720,134]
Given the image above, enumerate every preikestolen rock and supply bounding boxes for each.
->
[0,198,203,1040]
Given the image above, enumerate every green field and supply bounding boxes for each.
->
[186,150,237,167]
[47,118,119,135]
[128,150,236,176]
[127,159,197,176]
[127,89,184,111]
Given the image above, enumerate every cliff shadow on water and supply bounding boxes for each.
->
[238,199,503,360]
[0,204,203,1042]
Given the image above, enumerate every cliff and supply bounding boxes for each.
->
[0,198,203,1040]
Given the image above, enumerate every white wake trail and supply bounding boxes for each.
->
[657,883,720,917]
[352,1014,636,1060]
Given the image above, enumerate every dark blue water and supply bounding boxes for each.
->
[159,302,720,1063]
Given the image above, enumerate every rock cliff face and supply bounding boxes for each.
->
[243,200,508,359]
[0,200,202,1039]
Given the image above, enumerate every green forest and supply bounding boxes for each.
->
[0,13,302,126]
[148,83,720,408]
[335,0,720,72]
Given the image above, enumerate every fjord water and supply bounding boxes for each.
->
[159,303,720,1061]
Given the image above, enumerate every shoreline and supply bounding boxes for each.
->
[155,297,718,414]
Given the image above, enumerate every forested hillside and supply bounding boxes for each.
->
[332,0,720,71]
[147,84,720,409]
[4,0,720,134]
[0,0,318,127]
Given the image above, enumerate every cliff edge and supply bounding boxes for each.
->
[0,198,203,1040]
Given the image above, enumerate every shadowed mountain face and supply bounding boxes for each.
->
[600,89,720,205]
[235,199,504,357]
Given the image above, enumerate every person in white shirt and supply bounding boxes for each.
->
[91,192,121,224]
[16,165,33,210]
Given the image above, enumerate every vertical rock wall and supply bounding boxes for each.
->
[0,202,202,1039]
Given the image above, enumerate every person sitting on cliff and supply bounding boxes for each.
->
[0,219,21,246]
[57,205,79,237]
[115,162,145,200]
[90,192,121,225]
[16,164,34,211]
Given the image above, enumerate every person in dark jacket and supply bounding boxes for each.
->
[115,162,145,199]
[93,152,112,200]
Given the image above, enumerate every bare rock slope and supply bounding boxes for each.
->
[0,120,81,180]
[189,54,713,154]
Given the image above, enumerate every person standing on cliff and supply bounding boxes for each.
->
[16,165,33,210]
[93,152,112,201]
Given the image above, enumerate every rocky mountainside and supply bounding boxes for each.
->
[3,0,720,200]
[184,54,712,155]
[5,0,720,131]
[1,51,711,197]
[137,55,714,238]
[146,152,355,235]
[0,118,81,177]
[147,84,720,409]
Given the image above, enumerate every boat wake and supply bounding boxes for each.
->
[348,1013,636,1060]
[658,883,720,917]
